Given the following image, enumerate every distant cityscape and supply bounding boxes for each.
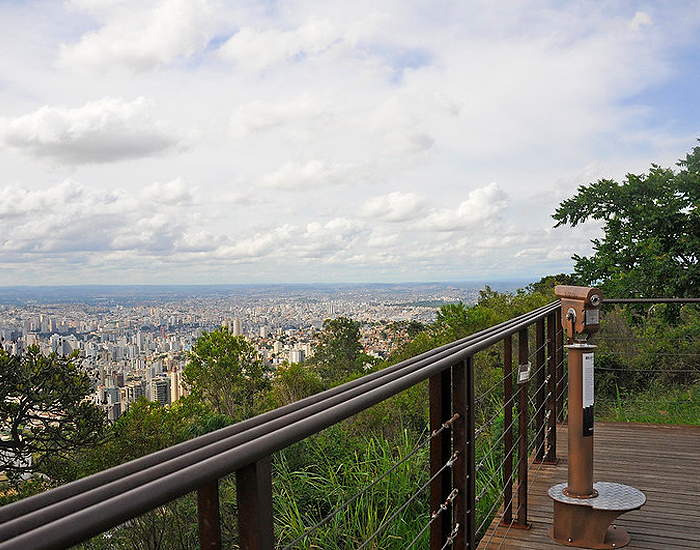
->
[0,282,521,421]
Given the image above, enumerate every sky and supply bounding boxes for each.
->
[1,0,699,286]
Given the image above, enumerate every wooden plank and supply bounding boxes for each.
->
[478,422,700,549]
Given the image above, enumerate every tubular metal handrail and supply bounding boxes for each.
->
[0,301,562,550]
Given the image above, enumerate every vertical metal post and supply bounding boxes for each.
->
[535,319,546,462]
[430,368,452,549]
[565,344,596,497]
[545,311,558,463]
[197,480,221,550]
[452,357,475,549]
[516,328,530,528]
[236,457,274,550]
[501,336,514,525]
[556,308,565,420]
[465,357,475,549]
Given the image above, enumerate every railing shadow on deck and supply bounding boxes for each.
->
[0,300,566,550]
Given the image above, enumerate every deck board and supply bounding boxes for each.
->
[478,422,700,550]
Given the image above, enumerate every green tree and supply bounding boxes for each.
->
[0,347,105,479]
[308,317,367,384]
[265,362,326,409]
[183,327,270,421]
[553,142,700,298]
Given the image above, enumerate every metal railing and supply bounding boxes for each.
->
[0,302,565,550]
[593,297,700,420]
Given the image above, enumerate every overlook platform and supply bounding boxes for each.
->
[479,422,700,550]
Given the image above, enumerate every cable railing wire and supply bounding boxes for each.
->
[475,433,522,537]
[403,488,459,550]
[488,423,561,550]
[476,369,516,405]
[282,420,456,550]
[355,452,459,550]
[439,523,461,550]
[596,367,700,374]
[480,467,520,549]
[528,340,548,362]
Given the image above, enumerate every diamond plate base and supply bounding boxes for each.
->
[549,482,646,511]
[548,482,645,548]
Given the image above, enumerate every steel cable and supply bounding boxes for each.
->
[355,452,459,550]
[281,424,450,550]
[402,488,458,550]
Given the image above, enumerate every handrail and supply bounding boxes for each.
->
[603,298,700,304]
[0,302,556,527]
[0,301,562,550]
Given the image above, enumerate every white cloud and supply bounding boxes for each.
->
[230,96,331,138]
[60,0,213,71]
[628,11,653,32]
[360,192,425,222]
[218,16,340,71]
[421,183,508,232]
[140,178,196,206]
[0,180,130,253]
[0,97,180,164]
[257,160,350,190]
[367,229,399,248]
[0,1,698,283]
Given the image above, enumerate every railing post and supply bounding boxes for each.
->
[198,480,221,550]
[452,357,475,549]
[501,336,514,526]
[545,310,558,463]
[556,308,565,420]
[430,368,452,549]
[236,457,274,550]
[535,319,546,461]
[516,328,531,528]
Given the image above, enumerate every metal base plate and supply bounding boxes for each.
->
[549,482,646,511]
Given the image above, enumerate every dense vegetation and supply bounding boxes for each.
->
[594,302,700,423]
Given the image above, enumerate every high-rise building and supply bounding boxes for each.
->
[289,349,305,364]
[150,377,171,406]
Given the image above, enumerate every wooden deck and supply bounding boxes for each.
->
[478,422,700,549]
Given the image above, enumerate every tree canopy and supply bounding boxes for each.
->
[553,142,700,298]
[0,347,105,479]
[183,327,270,421]
[307,317,367,384]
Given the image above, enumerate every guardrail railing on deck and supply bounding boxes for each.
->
[0,302,565,550]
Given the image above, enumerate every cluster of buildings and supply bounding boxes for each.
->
[0,284,481,422]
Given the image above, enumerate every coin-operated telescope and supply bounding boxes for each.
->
[555,285,603,342]
[548,286,645,549]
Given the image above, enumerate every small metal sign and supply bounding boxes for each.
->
[518,362,531,384]
[582,352,595,436]
[582,353,594,407]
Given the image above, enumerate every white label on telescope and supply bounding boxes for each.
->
[582,352,594,407]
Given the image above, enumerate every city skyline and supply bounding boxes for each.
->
[1,2,699,285]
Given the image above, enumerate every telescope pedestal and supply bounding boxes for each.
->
[548,482,646,549]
